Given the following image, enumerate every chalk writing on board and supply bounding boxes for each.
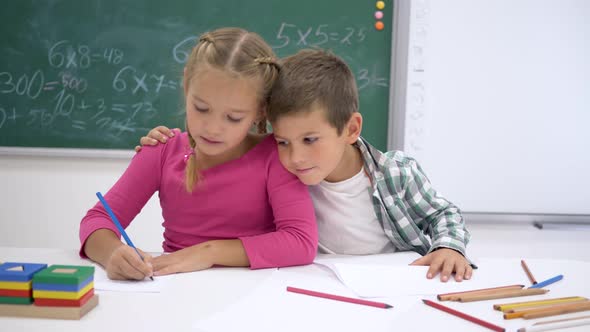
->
[0,107,17,129]
[172,35,388,91]
[357,65,388,90]
[112,66,180,94]
[0,37,180,138]
[173,36,197,64]
[0,70,44,99]
[1,30,385,143]
[48,40,125,68]
[271,23,367,49]
[1,65,160,139]
[58,72,88,93]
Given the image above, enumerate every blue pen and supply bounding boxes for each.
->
[529,274,563,289]
[96,192,154,281]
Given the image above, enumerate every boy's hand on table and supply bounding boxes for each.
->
[410,248,473,282]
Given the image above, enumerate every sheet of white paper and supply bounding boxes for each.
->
[93,264,165,293]
[316,257,590,298]
[193,269,420,332]
[328,262,522,297]
[315,251,422,267]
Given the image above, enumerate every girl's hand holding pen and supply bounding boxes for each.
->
[106,244,154,280]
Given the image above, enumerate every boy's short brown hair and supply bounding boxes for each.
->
[267,49,358,134]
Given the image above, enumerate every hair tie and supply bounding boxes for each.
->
[199,34,213,43]
[254,57,280,72]
[254,57,273,64]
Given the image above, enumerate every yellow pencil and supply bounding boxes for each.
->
[524,301,590,319]
[504,301,590,319]
[508,299,589,313]
[494,296,588,311]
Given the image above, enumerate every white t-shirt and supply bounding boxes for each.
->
[309,168,396,255]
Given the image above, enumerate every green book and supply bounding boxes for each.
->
[32,265,94,285]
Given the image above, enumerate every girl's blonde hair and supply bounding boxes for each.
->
[184,27,280,192]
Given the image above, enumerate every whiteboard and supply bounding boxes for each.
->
[390,0,590,217]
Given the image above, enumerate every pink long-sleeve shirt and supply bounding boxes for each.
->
[79,132,318,269]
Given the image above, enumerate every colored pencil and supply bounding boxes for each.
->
[508,300,589,314]
[518,316,590,332]
[458,288,548,303]
[504,301,590,319]
[422,299,505,332]
[523,301,590,319]
[286,286,392,309]
[495,296,588,312]
[96,192,153,281]
[534,314,590,326]
[528,275,563,289]
[438,284,525,301]
[508,302,586,315]
[520,260,538,285]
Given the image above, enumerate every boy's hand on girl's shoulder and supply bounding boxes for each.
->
[105,245,154,281]
[410,248,473,282]
[134,126,177,152]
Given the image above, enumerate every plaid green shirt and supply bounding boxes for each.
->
[356,137,470,256]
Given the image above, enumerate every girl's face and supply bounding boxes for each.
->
[185,67,262,165]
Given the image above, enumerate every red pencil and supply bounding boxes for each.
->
[286,286,393,309]
[422,299,505,332]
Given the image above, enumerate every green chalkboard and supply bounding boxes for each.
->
[0,0,392,151]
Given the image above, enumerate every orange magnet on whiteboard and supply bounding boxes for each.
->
[376,1,385,10]
[375,21,385,31]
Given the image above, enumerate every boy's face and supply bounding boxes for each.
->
[272,105,351,186]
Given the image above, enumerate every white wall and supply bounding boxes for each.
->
[0,154,164,251]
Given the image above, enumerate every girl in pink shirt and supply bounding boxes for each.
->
[80,27,318,280]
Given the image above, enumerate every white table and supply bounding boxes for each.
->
[1,223,589,332]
